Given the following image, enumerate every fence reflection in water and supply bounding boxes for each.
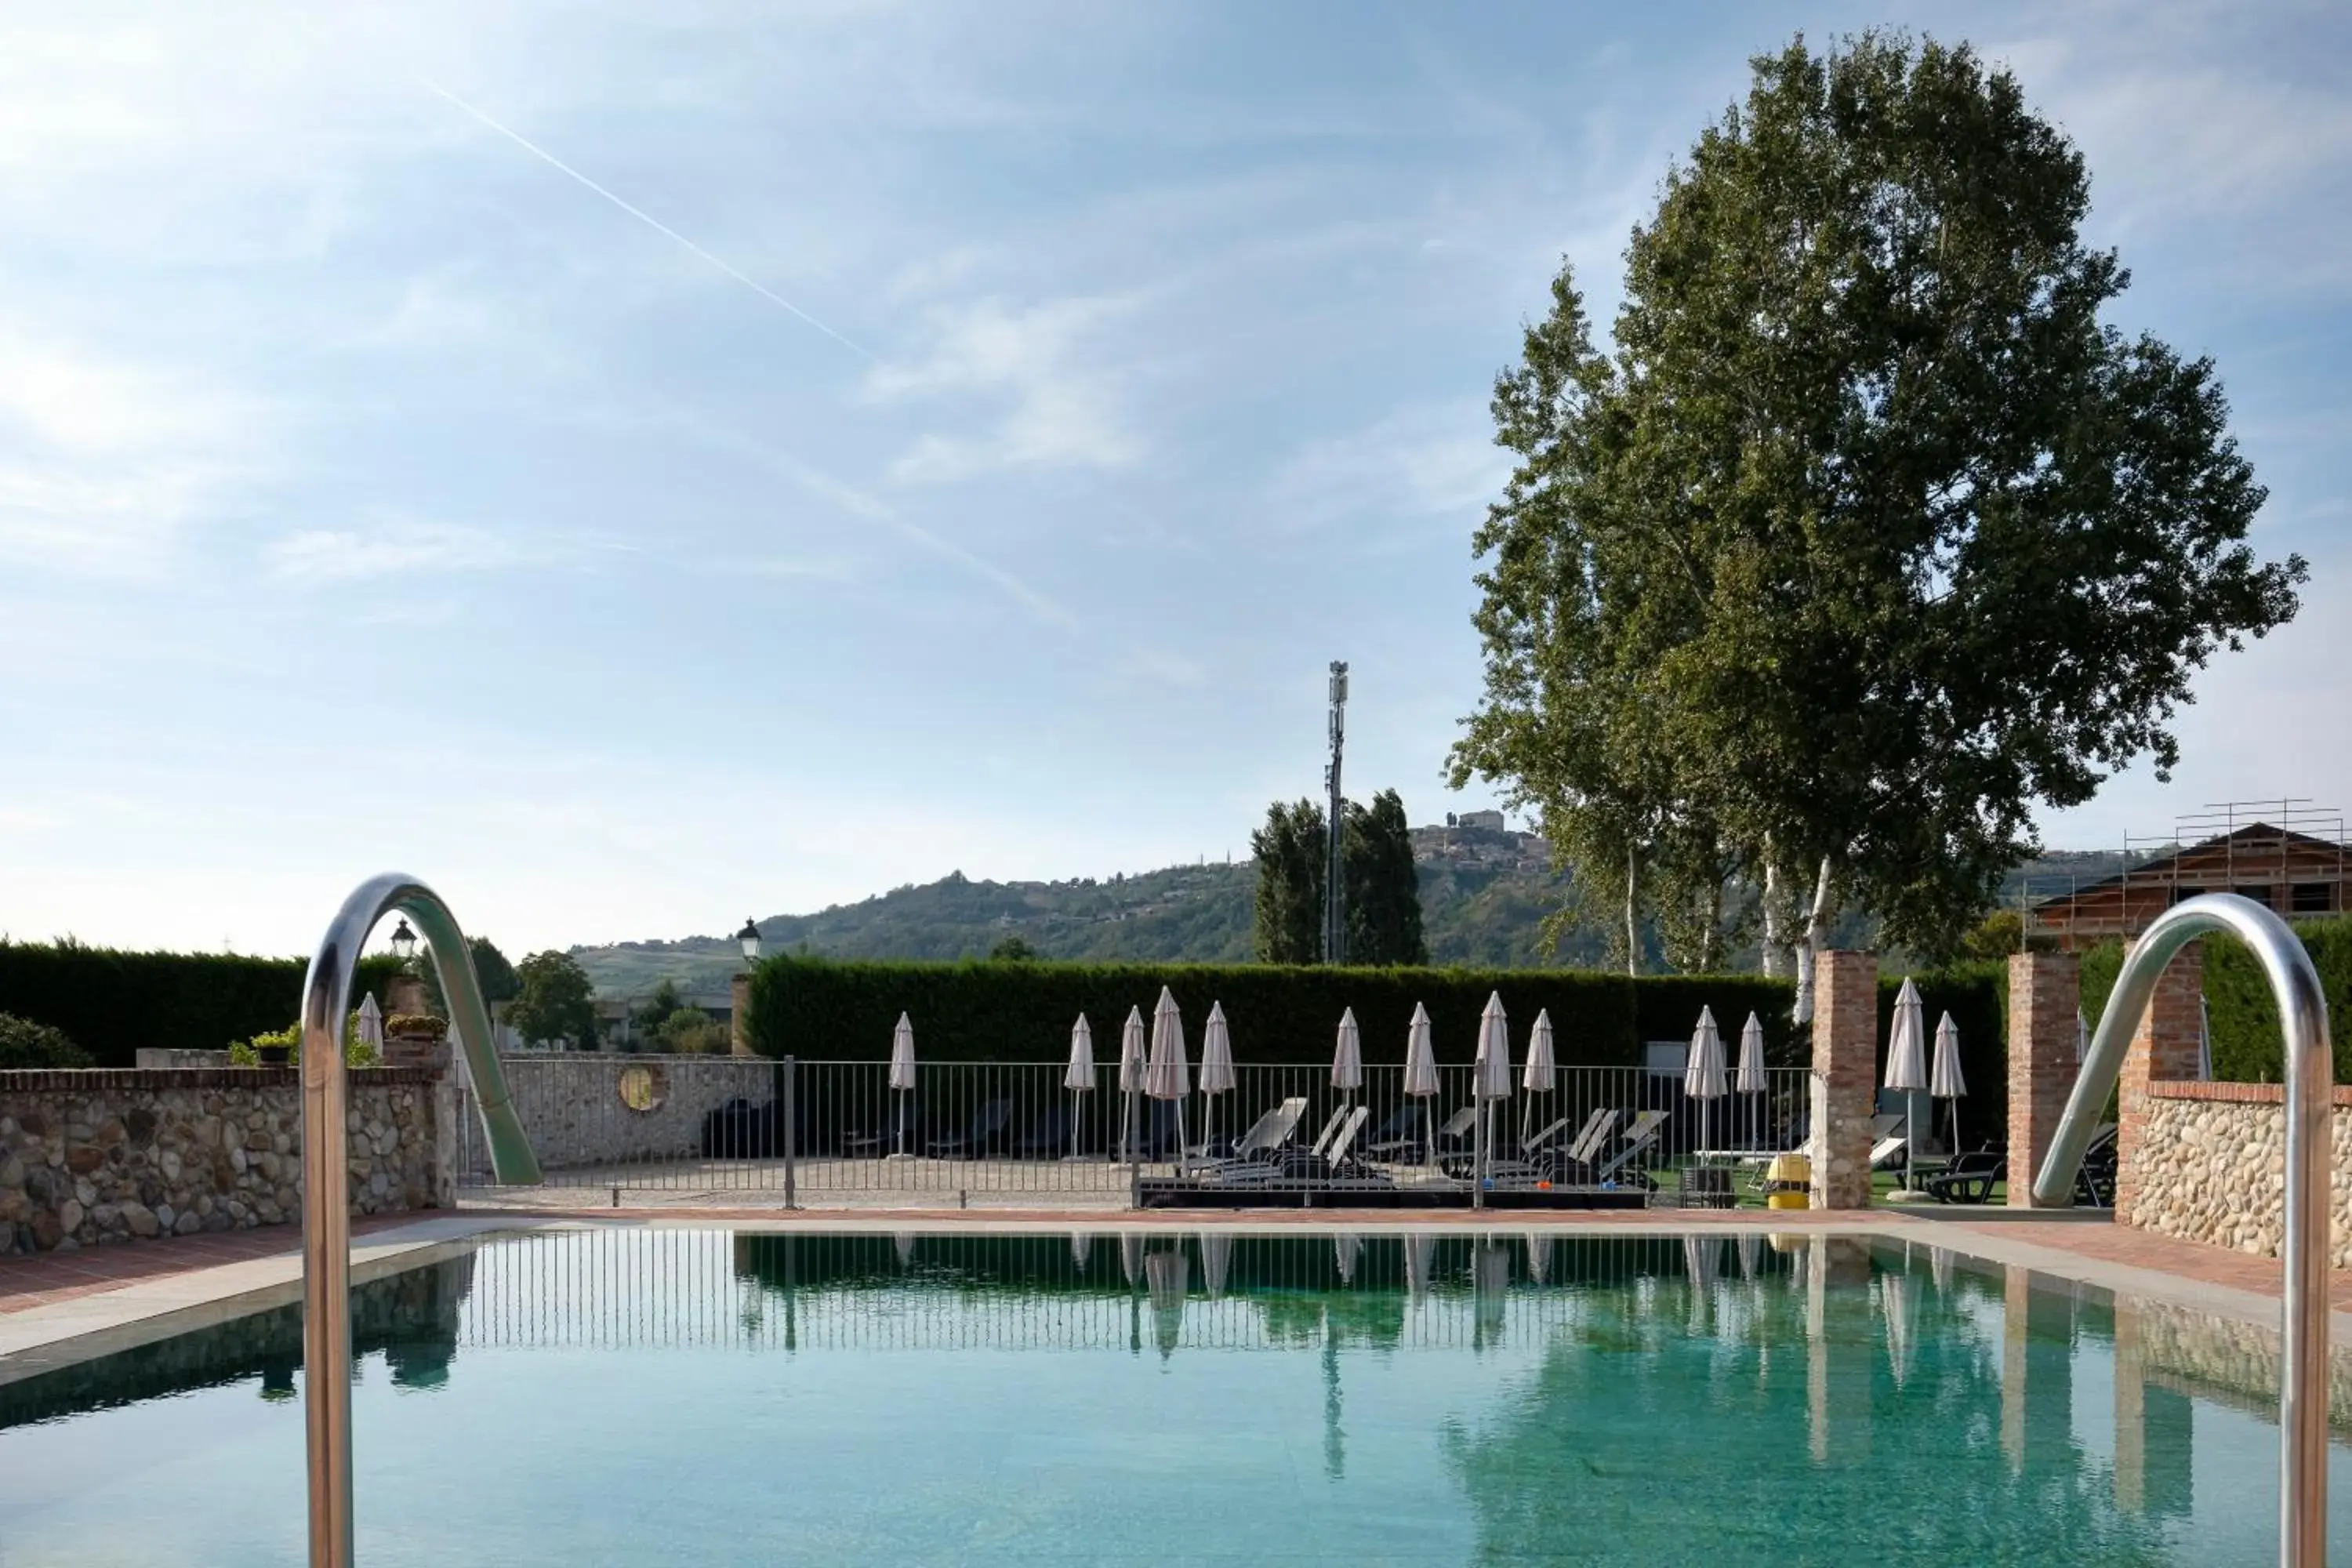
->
[451,1228,1865,1356]
[457,1058,1813,1207]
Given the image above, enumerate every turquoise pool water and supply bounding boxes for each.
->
[0,1228,2343,1565]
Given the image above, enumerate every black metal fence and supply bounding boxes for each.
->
[457,1056,1816,1208]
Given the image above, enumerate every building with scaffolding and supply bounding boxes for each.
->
[2027,801,2348,950]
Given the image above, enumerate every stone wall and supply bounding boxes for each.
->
[0,1066,455,1254]
[2122,1080,2352,1269]
[462,1053,778,1177]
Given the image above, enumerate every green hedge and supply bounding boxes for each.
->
[747,956,1814,1071]
[2081,914,2352,1083]
[0,942,405,1069]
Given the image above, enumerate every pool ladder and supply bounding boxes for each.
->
[2035,893,2333,1568]
[299,874,543,1568]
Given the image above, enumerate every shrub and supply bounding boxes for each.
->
[385,1013,448,1040]
[655,1007,729,1055]
[0,1012,93,1069]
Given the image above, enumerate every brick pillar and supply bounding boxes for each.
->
[1809,950,1878,1209]
[2115,940,2203,1222]
[2007,953,2081,1207]
[386,974,429,1018]
[729,972,755,1058]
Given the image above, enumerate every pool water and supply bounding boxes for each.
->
[0,1228,2344,1566]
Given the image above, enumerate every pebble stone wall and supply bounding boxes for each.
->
[0,1066,455,1254]
[2122,1080,2352,1269]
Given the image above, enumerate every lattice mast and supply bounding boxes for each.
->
[1324,661,1349,965]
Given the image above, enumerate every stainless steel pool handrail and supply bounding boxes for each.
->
[2031,893,2332,1567]
[299,873,544,1568]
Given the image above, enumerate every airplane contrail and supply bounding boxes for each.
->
[421,78,873,361]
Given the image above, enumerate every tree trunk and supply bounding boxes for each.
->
[1623,844,1640,978]
[1791,855,1836,1025]
[1760,858,1784,978]
[1704,871,1724,972]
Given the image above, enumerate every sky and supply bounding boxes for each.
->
[0,1,2346,956]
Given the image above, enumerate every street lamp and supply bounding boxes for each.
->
[390,919,418,965]
[737,918,762,964]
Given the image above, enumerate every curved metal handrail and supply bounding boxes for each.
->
[298,873,543,1568]
[2031,893,2332,1566]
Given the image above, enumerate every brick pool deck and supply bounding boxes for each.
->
[6,1201,2349,1321]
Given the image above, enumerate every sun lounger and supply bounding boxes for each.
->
[842,1097,921,1159]
[1184,1097,1308,1175]
[1545,1109,1667,1187]
[1363,1104,1429,1160]
[927,1098,1014,1159]
[1011,1104,1074,1157]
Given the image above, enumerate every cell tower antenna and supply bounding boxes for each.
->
[1325,661,1349,964]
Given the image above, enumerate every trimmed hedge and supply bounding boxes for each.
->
[1878,962,2007,1152]
[0,942,405,1069]
[746,956,1810,1070]
[2081,914,2352,1083]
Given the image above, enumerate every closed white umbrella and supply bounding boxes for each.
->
[1474,1242,1509,1341]
[1070,1230,1093,1270]
[1144,986,1190,1160]
[1736,1010,1768,1152]
[1519,1007,1557,1150]
[1333,1230,1362,1286]
[1884,979,1929,1196]
[1121,1230,1144,1287]
[1119,1005,1147,1163]
[2198,992,2213,1080]
[1929,1011,1967,1156]
[1332,1008,1364,1104]
[1405,1232,1436,1303]
[357,992,385,1064]
[1065,1014,1096,1161]
[1686,1006,1728,1175]
[1683,1234,1722,1331]
[1472,993,1512,1198]
[2076,1006,2089,1065]
[1402,1003,1440,1167]
[887,1013,918,1160]
[1523,1229,1552,1286]
[1198,1001,1236,1155]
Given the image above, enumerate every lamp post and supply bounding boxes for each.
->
[390,919,418,966]
[731,920,762,1058]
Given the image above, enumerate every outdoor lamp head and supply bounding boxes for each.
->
[737,918,762,963]
[389,918,418,964]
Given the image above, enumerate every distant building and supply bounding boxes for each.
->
[1457,809,1507,832]
[2028,821,2347,949]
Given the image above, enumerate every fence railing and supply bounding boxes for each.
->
[458,1055,1815,1207]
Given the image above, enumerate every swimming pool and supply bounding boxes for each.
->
[0,1227,2343,1565]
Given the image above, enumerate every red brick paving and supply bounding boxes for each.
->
[0,1215,415,1317]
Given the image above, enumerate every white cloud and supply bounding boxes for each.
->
[0,324,260,575]
[1267,402,1505,534]
[262,519,521,585]
[866,294,1147,483]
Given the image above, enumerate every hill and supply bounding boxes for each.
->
[568,827,2129,1000]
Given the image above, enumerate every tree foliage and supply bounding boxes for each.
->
[987,935,1040,962]
[1454,31,2303,972]
[1250,799,1327,964]
[419,935,520,1016]
[507,951,599,1048]
[1344,789,1429,966]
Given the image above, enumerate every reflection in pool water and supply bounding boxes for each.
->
[0,1229,2336,1566]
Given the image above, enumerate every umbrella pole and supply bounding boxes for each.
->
[1069,1090,1080,1161]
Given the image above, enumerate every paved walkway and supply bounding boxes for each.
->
[0,1214,418,1319]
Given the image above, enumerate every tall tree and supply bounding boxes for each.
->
[1344,789,1428,966]
[1455,31,2302,1011]
[1250,800,1327,964]
[507,951,600,1048]
[419,935,520,1015]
